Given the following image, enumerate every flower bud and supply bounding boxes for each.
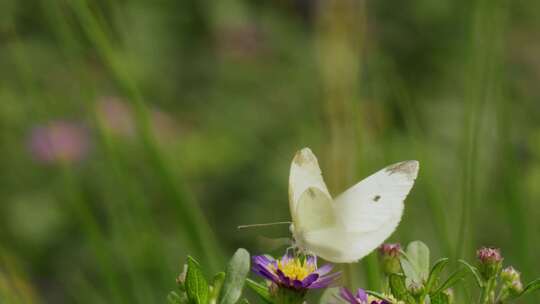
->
[476,247,503,279]
[501,266,520,283]
[508,280,524,296]
[500,266,523,297]
[379,243,402,275]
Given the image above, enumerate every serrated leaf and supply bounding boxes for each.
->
[520,278,540,297]
[219,248,250,304]
[246,279,272,304]
[425,258,449,292]
[186,256,210,304]
[458,259,484,287]
[434,268,467,294]
[406,241,430,281]
[210,272,226,304]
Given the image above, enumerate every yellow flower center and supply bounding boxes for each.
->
[275,258,316,281]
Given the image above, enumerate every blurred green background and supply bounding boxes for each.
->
[1,0,540,302]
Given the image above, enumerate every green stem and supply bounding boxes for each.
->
[480,277,497,304]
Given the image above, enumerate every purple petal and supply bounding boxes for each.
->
[306,255,317,267]
[252,263,279,282]
[293,279,304,289]
[253,255,275,267]
[339,287,356,304]
[276,269,290,286]
[356,288,367,302]
[314,264,333,276]
[308,271,341,289]
[301,273,319,287]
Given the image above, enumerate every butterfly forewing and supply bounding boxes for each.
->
[333,160,419,233]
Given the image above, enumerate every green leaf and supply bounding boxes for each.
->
[458,259,484,287]
[219,248,250,304]
[425,258,449,292]
[186,256,210,304]
[430,292,449,304]
[520,278,540,297]
[246,279,272,304]
[406,241,430,281]
[400,256,422,284]
[434,268,467,294]
[210,272,226,304]
[389,273,414,302]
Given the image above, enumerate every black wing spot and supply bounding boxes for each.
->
[373,195,381,202]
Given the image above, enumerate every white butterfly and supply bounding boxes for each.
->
[289,147,419,263]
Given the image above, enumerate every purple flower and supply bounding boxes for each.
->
[252,254,340,291]
[339,288,390,304]
[28,121,90,164]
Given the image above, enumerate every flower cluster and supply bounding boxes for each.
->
[169,243,540,304]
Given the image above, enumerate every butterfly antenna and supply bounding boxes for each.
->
[237,221,292,230]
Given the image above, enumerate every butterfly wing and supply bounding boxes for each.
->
[333,160,419,233]
[293,187,394,262]
[288,148,331,224]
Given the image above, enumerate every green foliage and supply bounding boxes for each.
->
[172,242,540,304]
[219,249,250,304]
[425,258,449,292]
[186,257,210,304]
[174,251,252,304]
[404,241,431,282]
[521,278,540,297]
[245,279,272,304]
[210,272,226,304]
[458,260,484,287]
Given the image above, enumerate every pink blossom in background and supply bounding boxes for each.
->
[96,96,180,144]
[95,96,136,137]
[28,121,90,164]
